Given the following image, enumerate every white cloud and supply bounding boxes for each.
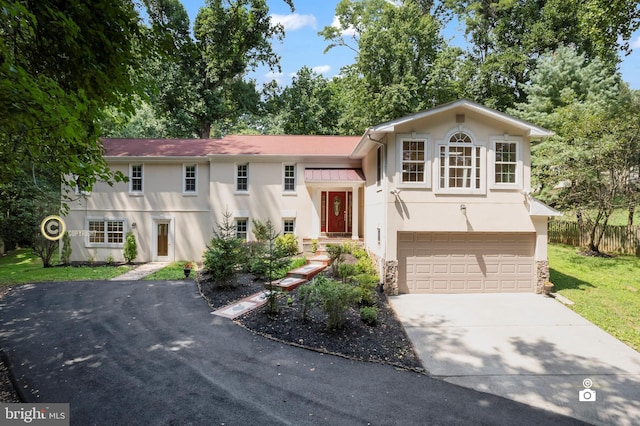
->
[312,65,331,75]
[631,36,640,50]
[271,13,317,31]
[331,16,357,37]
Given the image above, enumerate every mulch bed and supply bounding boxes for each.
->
[198,271,424,371]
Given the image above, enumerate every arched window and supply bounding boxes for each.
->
[439,131,481,190]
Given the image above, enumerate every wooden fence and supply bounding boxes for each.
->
[548,220,640,256]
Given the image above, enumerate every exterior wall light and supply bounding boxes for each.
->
[460,204,467,215]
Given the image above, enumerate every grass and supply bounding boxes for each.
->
[549,243,640,352]
[143,261,196,280]
[0,248,132,286]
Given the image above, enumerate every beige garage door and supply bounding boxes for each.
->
[398,232,535,294]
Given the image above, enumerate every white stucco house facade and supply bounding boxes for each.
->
[63,100,559,294]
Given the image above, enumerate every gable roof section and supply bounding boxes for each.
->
[351,99,554,157]
[103,135,361,158]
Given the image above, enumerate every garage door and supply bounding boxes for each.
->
[397,232,535,293]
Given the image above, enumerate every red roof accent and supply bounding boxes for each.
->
[304,168,365,182]
[102,135,361,157]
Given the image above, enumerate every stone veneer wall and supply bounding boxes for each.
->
[536,260,550,294]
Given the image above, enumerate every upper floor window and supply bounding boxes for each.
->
[130,164,143,193]
[283,164,296,192]
[184,164,197,193]
[494,141,518,185]
[235,218,248,240]
[439,131,482,191]
[401,139,426,183]
[236,164,248,192]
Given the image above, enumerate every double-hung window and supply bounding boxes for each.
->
[236,164,248,192]
[184,164,197,194]
[283,219,295,235]
[494,140,519,185]
[130,164,143,194]
[86,218,126,247]
[439,131,483,192]
[401,140,426,183]
[235,218,248,240]
[283,164,296,192]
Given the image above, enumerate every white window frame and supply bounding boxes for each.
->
[236,163,249,193]
[129,164,143,195]
[396,133,431,188]
[235,218,248,241]
[85,217,127,248]
[436,129,486,194]
[283,218,295,235]
[183,164,197,195]
[491,136,522,189]
[283,163,296,194]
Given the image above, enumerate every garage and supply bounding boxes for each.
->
[397,232,536,294]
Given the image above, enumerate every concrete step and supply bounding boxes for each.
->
[286,262,326,281]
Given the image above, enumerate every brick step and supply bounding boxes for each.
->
[286,262,326,281]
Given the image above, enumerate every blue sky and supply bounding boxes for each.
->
[181,0,640,89]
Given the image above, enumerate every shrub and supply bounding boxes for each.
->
[251,219,271,242]
[360,306,378,325]
[297,283,316,320]
[355,257,376,275]
[326,244,346,276]
[276,233,298,256]
[338,263,358,282]
[313,276,357,330]
[60,232,72,265]
[203,210,248,287]
[123,231,137,264]
[353,273,379,306]
[311,239,318,253]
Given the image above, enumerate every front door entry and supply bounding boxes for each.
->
[327,192,346,233]
[157,223,168,257]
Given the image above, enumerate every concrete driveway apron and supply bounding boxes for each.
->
[389,293,640,426]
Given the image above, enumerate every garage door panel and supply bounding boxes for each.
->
[398,232,535,294]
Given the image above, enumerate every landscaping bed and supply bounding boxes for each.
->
[198,271,424,371]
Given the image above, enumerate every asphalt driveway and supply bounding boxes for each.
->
[0,281,584,425]
[389,293,640,426]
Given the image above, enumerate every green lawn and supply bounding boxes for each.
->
[549,243,640,352]
[144,261,196,280]
[0,248,132,286]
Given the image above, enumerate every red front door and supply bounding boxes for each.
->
[327,192,346,232]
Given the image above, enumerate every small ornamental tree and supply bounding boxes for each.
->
[61,232,72,265]
[123,231,138,264]
[203,210,247,287]
[252,219,290,315]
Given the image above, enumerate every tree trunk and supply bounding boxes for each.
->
[200,122,211,139]
[629,204,635,227]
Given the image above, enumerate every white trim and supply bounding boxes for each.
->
[396,133,431,188]
[182,163,198,195]
[282,163,297,194]
[435,128,486,195]
[235,163,249,194]
[235,217,249,241]
[283,218,295,234]
[129,164,144,195]
[84,217,127,248]
[151,217,174,262]
[490,136,523,189]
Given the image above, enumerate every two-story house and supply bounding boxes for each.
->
[63,100,559,294]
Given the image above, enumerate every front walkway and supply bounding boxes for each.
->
[109,262,169,281]
[389,293,640,426]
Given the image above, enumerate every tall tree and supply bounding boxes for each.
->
[320,0,460,133]
[513,46,639,254]
[445,0,640,110]
[0,0,145,190]
[146,0,293,138]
